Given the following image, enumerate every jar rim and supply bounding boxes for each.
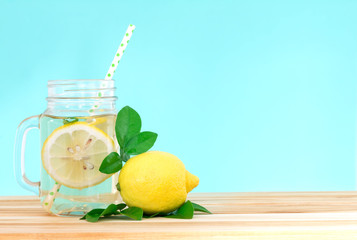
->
[48,79,115,85]
[47,79,116,99]
[46,96,117,100]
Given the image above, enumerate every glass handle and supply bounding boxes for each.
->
[13,115,40,195]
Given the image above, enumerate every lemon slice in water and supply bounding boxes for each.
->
[42,122,115,189]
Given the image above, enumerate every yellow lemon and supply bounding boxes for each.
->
[118,151,199,215]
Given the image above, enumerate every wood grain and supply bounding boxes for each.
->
[1,192,357,239]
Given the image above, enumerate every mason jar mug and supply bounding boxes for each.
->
[14,80,119,216]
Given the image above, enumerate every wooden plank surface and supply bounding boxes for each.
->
[1,192,357,239]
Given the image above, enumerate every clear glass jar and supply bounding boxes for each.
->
[14,79,119,216]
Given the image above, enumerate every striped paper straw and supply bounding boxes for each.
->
[89,24,136,114]
[105,24,136,80]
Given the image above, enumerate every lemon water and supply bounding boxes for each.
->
[39,114,118,216]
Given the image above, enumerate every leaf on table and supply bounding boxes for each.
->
[101,204,119,217]
[82,208,105,222]
[165,201,194,219]
[192,202,212,214]
[143,212,163,218]
[120,207,144,220]
[81,204,119,222]
[116,203,127,211]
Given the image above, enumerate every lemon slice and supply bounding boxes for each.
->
[42,122,115,189]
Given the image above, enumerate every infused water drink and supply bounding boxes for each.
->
[14,79,119,216]
[39,114,118,216]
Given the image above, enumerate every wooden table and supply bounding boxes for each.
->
[1,192,357,239]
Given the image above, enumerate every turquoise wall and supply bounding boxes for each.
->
[1,0,356,195]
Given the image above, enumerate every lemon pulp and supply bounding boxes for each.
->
[41,122,115,189]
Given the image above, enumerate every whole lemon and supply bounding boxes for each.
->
[118,151,199,214]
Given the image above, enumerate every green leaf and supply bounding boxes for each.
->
[101,204,118,216]
[80,204,119,222]
[121,207,143,220]
[116,106,142,148]
[143,212,162,218]
[79,202,210,222]
[165,201,194,219]
[125,131,158,155]
[192,202,212,214]
[99,152,122,174]
[116,183,121,191]
[83,209,105,222]
[116,203,126,211]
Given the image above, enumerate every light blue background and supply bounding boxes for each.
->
[1,0,357,196]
